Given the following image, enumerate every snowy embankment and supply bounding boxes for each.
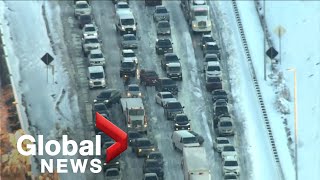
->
[0,1,86,179]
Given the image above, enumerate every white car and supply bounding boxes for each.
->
[222,156,240,176]
[115,1,131,13]
[74,1,91,17]
[82,24,98,38]
[127,84,141,97]
[88,49,105,66]
[205,61,222,78]
[213,137,230,153]
[121,49,138,64]
[221,145,237,160]
[82,36,101,56]
[155,92,177,106]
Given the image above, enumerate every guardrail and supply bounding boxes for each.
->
[230,1,285,179]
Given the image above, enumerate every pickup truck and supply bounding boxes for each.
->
[140,70,159,86]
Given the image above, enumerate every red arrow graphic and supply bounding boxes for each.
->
[96,112,128,163]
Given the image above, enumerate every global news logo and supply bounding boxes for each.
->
[16,113,128,173]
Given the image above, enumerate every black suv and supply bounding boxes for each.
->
[155,78,178,95]
[94,89,121,107]
[143,159,164,179]
[155,39,173,55]
[174,114,190,130]
[120,60,137,77]
[163,100,184,120]
[161,53,180,69]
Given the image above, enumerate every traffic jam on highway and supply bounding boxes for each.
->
[75,0,240,179]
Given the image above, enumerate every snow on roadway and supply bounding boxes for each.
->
[247,1,320,179]
[210,1,280,179]
[0,1,86,179]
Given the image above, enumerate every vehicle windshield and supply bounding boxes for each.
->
[124,35,136,41]
[129,86,140,91]
[139,140,152,146]
[182,137,197,144]
[158,40,171,46]
[207,66,220,71]
[168,67,181,71]
[156,8,168,14]
[167,102,182,109]
[224,146,235,151]
[162,94,173,99]
[90,72,103,79]
[121,18,134,25]
[162,79,175,85]
[85,27,95,32]
[129,109,144,116]
[90,53,103,59]
[123,52,135,57]
[85,38,99,44]
[106,170,119,176]
[95,104,106,111]
[118,4,129,9]
[225,161,238,166]
[121,62,134,68]
[220,121,232,127]
[218,139,229,144]
[158,22,170,28]
[194,9,208,16]
[77,4,88,8]
[176,116,188,123]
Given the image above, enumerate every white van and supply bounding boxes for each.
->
[88,66,106,89]
[171,130,200,152]
[115,11,137,35]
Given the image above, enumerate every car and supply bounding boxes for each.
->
[203,41,221,58]
[188,130,204,145]
[105,168,122,180]
[221,145,237,159]
[153,6,170,22]
[120,59,137,77]
[155,92,176,106]
[121,49,138,64]
[163,100,184,120]
[161,53,180,70]
[121,34,138,49]
[143,173,159,180]
[213,137,230,152]
[155,77,178,95]
[204,54,219,67]
[212,89,228,103]
[143,159,164,179]
[200,34,215,49]
[204,61,222,78]
[140,70,159,86]
[222,156,240,176]
[166,63,182,80]
[115,1,131,13]
[92,103,108,118]
[78,14,93,29]
[217,116,235,136]
[88,49,105,66]
[146,152,164,166]
[94,89,121,107]
[205,76,222,92]
[127,84,142,97]
[156,21,171,35]
[224,172,239,180]
[74,1,91,17]
[155,39,173,55]
[82,36,101,56]
[174,114,191,130]
[82,24,98,38]
[128,131,143,146]
[132,138,157,157]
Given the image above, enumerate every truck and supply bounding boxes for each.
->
[120,98,147,133]
[182,147,211,180]
[180,0,212,33]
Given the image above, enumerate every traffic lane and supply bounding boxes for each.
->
[164,0,223,178]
